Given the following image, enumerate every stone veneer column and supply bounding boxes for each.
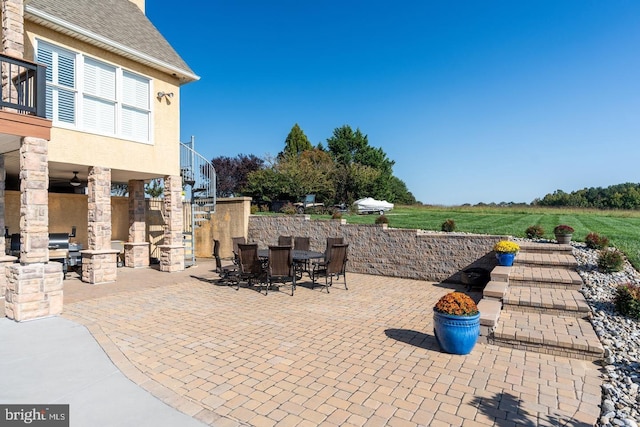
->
[0,155,18,318]
[2,0,24,106]
[124,179,149,268]
[81,166,118,284]
[2,0,24,57]
[158,175,184,272]
[4,137,63,321]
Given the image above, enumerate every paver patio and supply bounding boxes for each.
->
[61,260,602,426]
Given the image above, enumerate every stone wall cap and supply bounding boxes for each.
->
[124,242,150,247]
[217,196,252,202]
[0,255,18,263]
[80,249,121,254]
[158,244,184,249]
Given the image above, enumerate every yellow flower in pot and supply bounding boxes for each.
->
[493,240,520,266]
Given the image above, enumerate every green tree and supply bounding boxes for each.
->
[244,167,294,202]
[145,179,164,198]
[388,176,416,204]
[326,125,396,203]
[279,149,336,202]
[280,123,313,158]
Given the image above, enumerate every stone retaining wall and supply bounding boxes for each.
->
[248,215,506,282]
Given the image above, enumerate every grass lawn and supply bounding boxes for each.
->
[309,205,640,270]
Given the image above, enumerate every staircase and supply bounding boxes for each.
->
[180,137,216,267]
[478,241,604,361]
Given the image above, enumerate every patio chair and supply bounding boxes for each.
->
[278,235,293,247]
[267,245,296,296]
[324,237,345,276]
[294,237,310,251]
[213,239,239,288]
[231,236,247,266]
[237,243,266,292]
[312,243,348,293]
[325,237,344,254]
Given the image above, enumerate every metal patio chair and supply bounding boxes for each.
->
[312,243,348,293]
[237,243,267,292]
[213,239,239,288]
[267,245,296,296]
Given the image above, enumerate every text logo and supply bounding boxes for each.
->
[0,405,69,426]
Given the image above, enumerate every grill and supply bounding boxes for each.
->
[9,230,81,279]
[48,233,70,278]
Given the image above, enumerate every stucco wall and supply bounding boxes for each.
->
[4,191,129,248]
[23,23,182,179]
[248,215,506,282]
[195,197,251,259]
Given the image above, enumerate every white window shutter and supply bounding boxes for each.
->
[84,59,115,99]
[36,42,76,123]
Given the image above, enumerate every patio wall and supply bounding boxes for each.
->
[248,215,507,282]
[4,191,129,247]
[195,197,252,259]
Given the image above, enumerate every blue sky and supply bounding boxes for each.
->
[147,1,640,206]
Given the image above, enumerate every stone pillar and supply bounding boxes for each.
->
[158,175,184,272]
[0,155,6,252]
[2,0,24,57]
[81,166,118,284]
[2,0,24,107]
[124,179,149,268]
[18,137,48,264]
[4,137,63,322]
[0,154,18,318]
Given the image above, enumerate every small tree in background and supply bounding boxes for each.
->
[145,178,164,198]
[280,123,313,158]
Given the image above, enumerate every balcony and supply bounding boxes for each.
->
[0,53,51,153]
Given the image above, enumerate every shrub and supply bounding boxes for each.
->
[441,219,456,232]
[525,225,544,239]
[434,292,479,316]
[250,205,259,214]
[585,232,609,250]
[280,203,297,215]
[375,214,389,225]
[493,241,520,254]
[615,283,640,320]
[553,224,574,235]
[331,212,343,220]
[597,248,625,273]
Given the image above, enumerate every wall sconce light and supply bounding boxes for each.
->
[157,91,174,100]
[70,171,81,187]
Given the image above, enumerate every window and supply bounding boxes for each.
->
[37,43,76,124]
[36,40,152,142]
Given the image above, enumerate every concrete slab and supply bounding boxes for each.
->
[0,316,206,427]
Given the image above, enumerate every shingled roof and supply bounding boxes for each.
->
[24,0,198,83]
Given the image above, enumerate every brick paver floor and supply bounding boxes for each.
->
[61,261,601,426]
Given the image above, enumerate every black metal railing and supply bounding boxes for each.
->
[0,53,46,117]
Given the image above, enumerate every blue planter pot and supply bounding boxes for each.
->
[433,310,480,355]
[496,252,515,266]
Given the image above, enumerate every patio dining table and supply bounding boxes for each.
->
[257,249,324,262]
[257,249,325,280]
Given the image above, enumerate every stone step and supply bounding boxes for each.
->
[503,287,591,318]
[489,311,604,361]
[508,265,583,290]
[490,266,511,283]
[517,241,573,254]
[478,298,502,327]
[514,252,578,270]
[478,298,502,341]
[483,280,508,301]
